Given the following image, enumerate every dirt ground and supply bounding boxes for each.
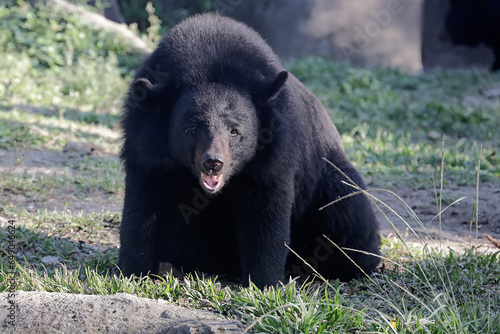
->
[1,149,499,253]
[373,185,500,252]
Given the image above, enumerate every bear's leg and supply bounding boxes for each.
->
[314,161,381,281]
[233,182,295,288]
[118,169,166,277]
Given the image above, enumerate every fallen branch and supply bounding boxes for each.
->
[36,0,152,53]
[483,233,500,248]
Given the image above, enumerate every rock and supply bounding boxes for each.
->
[0,291,244,333]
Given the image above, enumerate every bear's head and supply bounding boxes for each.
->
[126,71,288,195]
[169,83,260,194]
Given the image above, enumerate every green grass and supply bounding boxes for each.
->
[0,1,499,333]
[0,154,123,201]
[0,0,143,114]
[2,247,498,333]
[288,58,500,187]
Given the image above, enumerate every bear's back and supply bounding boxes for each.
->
[138,14,284,90]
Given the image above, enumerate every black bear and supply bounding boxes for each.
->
[118,14,380,288]
[445,0,500,71]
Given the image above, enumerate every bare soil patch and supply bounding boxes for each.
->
[0,148,122,213]
[373,184,500,252]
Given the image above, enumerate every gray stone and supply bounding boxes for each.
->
[0,291,243,333]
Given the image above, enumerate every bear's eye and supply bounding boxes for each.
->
[230,128,239,136]
[185,126,198,135]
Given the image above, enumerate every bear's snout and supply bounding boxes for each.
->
[202,155,224,174]
[197,153,226,193]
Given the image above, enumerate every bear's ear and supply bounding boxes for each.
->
[127,77,170,112]
[267,71,288,103]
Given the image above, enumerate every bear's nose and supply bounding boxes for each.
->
[202,158,224,173]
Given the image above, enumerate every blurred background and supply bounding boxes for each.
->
[86,0,496,73]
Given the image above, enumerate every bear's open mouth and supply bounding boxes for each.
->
[201,173,223,192]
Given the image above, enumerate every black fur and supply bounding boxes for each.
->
[118,14,380,288]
